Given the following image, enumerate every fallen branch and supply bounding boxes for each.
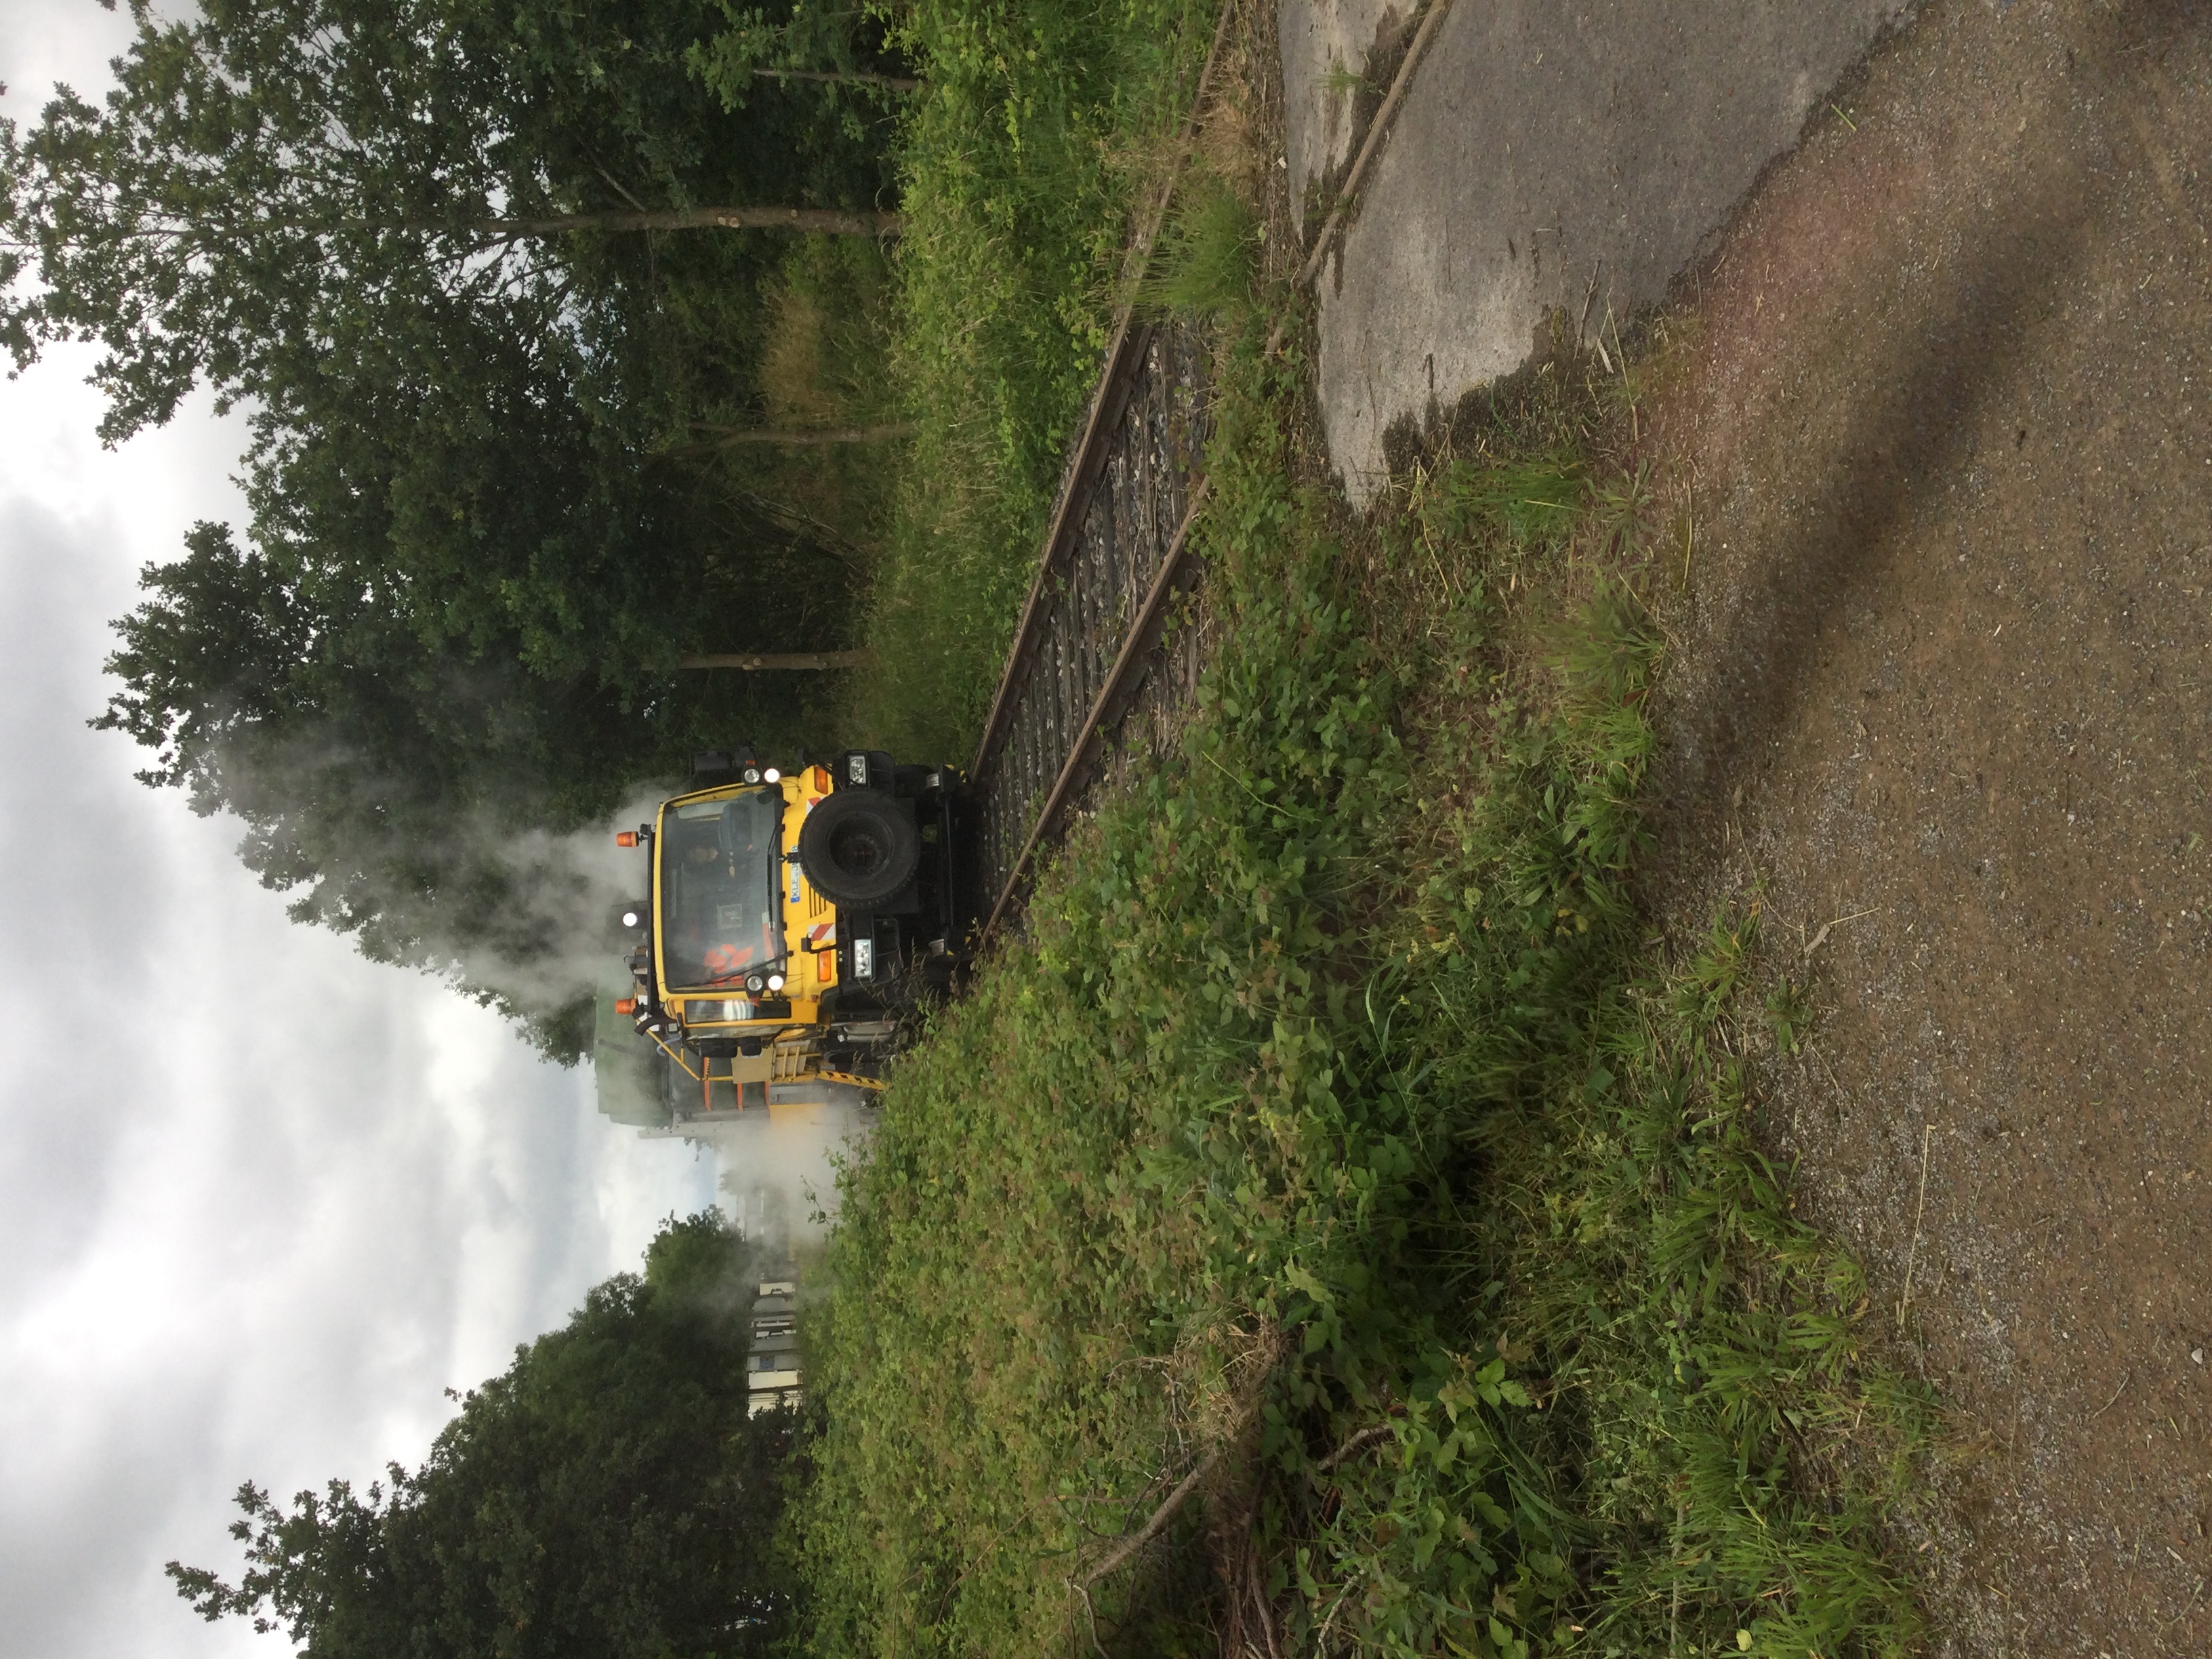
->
[684,422,914,451]
[677,651,867,670]
[752,67,921,91]
[1078,1443,1226,1587]
[1315,1422,1395,1474]
[1073,1328,1290,1592]
[1896,1120,1935,1331]
[481,205,901,239]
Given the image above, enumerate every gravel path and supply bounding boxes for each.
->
[1283,0,2212,1648]
[1641,3,2212,1650]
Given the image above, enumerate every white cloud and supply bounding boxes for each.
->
[1,0,139,99]
[0,18,724,1652]
[0,335,713,1659]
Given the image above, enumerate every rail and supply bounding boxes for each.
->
[964,0,1452,945]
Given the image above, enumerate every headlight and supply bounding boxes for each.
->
[766,972,785,991]
[763,767,781,783]
[846,754,869,786]
[685,999,753,1023]
[853,937,875,979]
[743,766,761,783]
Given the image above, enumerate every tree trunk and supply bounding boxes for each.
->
[677,651,869,671]
[480,207,901,239]
[684,423,914,451]
[752,68,922,91]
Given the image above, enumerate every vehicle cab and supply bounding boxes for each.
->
[611,747,972,1085]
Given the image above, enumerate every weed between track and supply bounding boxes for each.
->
[844,0,1217,759]
[1139,176,1263,323]
[786,289,1935,1656]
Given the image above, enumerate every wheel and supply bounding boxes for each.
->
[798,790,922,907]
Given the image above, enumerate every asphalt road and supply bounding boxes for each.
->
[1279,0,1914,502]
[1277,0,2212,1650]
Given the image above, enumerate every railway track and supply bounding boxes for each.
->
[960,0,1451,946]
[967,314,1215,940]
[956,0,1238,946]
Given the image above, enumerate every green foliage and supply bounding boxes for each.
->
[1141,173,1259,321]
[691,0,916,119]
[791,319,1930,1654]
[830,0,1215,757]
[3,0,905,1048]
[736,232,906,555]
[167,1212,789,1658]
[1,0,886,442]
[1416,451,1590,560]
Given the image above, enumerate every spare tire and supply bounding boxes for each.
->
[798,790,922,907]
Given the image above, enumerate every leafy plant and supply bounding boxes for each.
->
[787,310,1932,1655]
[827,0,1216,758]
[171,1214,795,1657]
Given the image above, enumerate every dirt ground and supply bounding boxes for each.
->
[1637,0,2212,1652]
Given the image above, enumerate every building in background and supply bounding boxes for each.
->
[746,1275,802,1417]
[595,979,868,1419]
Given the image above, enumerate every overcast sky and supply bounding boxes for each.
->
[0,7,719,1656]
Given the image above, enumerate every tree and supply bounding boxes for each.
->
[94,519,641,1051]
[167,1212,800,1658]
[0,0,897,438]
[689,1,923,107]
[0,0,903,1046]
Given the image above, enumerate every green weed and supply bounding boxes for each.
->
[844,0,1216,760]
[1141,173,1260,321]
[1416,453,1589,556]
[789,304,1931,1656]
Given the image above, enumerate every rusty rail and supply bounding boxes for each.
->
[964,0,1450,946]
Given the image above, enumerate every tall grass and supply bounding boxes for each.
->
[1139,173,1259,319]
[844,0,1216,760]
[785,314,1931,1655]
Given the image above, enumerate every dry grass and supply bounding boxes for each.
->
[759,285,842,428]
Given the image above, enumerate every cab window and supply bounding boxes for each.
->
[659,792,780,989]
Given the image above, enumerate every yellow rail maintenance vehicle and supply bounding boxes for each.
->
[607,746,972,1110]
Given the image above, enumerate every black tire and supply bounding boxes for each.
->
[798,790,922,907]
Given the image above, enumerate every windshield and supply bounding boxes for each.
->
[659,791,782,991]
